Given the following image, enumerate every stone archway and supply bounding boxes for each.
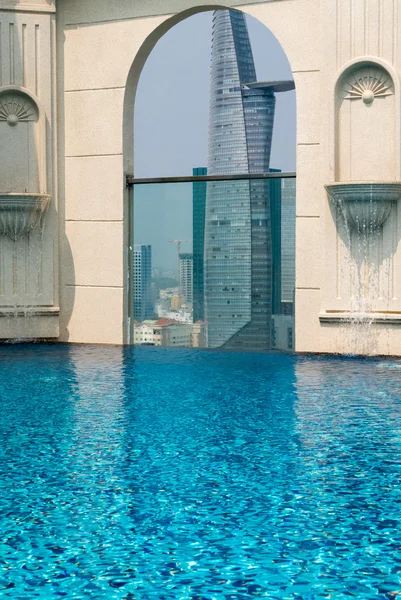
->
[57,0,321,349]
[123,5,232,179]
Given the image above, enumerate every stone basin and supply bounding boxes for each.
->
[0,193,51,241]
[325,182,401,232]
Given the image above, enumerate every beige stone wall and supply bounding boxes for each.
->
[319,1,401,355]
[51,0,401,354]
[0,0,58,339]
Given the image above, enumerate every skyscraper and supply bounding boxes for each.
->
[204,9,294,349]
[269,168,282,316]
[281,178,296,313]
[179,253,193,305]
[133,244,153,321]
[192,167,207,322]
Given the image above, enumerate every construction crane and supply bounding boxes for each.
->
[169,239,190,290]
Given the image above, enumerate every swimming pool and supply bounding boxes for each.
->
[0,345,400,598]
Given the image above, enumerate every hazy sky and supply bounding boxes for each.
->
[133,10,296,273]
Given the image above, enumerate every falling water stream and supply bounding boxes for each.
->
[336,194,392,355]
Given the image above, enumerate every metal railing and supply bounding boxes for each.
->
[126,171,296,186]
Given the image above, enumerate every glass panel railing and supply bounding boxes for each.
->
[130,175,295,352]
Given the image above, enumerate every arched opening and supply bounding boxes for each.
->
[124,6,296,352]
[124,6,229,176]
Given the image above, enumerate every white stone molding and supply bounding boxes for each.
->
[319,313,401,325]
[0,1,55,13]
[0,307,59,318]
[330,56,401,182]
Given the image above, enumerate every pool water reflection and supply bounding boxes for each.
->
[0,345,400,598]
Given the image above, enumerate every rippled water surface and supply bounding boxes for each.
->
[0,345,401,599]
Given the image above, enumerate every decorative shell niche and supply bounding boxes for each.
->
[0,88,41,193]
[0,87,50,240]
[335,62,396,182]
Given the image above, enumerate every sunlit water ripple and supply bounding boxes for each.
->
[0,345,400,599]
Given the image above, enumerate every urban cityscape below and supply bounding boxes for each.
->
[133,9,296,352]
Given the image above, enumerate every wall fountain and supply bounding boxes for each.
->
[322,59,401,354]
[0,85,57,339]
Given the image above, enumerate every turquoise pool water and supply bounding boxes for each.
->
[0,345,401,599]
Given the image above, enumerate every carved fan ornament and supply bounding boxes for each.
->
[343,67,393,105]
[0,93,37,126]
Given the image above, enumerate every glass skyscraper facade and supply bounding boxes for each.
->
[269,169,282,316]
[179,252,193,305]
[281,178,296,312]
[133,244,153,321]
[192,167,207,322]
[204,9,294,349]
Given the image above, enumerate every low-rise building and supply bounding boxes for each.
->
[157,308,193,324]
[134,319,193,347]
[133,320,162,345]
[171,295,186,310]
[164,322,193,347]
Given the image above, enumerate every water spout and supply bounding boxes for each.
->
[324,182,401,354]
[0,193,50,241]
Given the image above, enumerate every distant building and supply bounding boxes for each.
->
[155,288,192,323]
[269,169,282,315]
[281,178,296,313]
[193,167,207,322]
[134,320,161,345]
[133,244,153,321]
[179,253,193,305]
[171,295,186,310]
[164,322,193,347]
[133,318,193,347]
[158,308,193,324]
